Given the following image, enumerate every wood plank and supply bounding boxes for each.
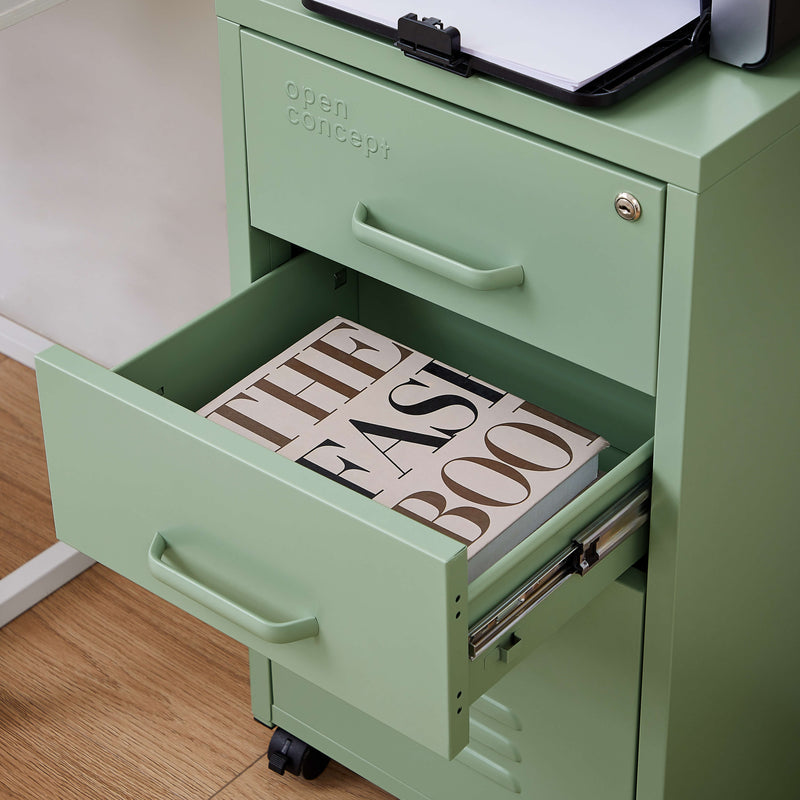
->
[0,565,395,799]
[214,748,394,800]
[0,358,57,578]
[0,565,269,799]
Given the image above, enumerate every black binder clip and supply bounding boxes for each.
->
[395,13,473,76]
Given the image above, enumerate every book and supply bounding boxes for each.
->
[197,317,608,580]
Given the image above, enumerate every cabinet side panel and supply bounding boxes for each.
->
[641,127,800,799]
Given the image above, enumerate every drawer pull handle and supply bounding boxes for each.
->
[352,202,524,291]
[148,533,319,644]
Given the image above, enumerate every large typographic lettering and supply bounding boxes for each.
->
[393,403,576,544]
[208,321,411,450]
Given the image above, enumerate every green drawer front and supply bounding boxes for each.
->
[36,254,467,759]
[36,253,652,761]
[241,31,666,395]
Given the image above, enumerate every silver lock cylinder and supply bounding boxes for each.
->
[615,192,642,221]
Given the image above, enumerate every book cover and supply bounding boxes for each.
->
[197,317,608,579]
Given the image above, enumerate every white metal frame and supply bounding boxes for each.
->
[0,543,94,626]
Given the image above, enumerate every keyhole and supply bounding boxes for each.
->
[614,192,641,221]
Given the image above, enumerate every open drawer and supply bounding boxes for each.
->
[36,252,654,759]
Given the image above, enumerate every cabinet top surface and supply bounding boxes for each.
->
[217,0,800,191]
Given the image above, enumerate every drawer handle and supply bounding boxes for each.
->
[148,533,319,644]
[351,202,524,291]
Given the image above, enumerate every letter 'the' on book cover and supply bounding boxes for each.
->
[197,317,608,580]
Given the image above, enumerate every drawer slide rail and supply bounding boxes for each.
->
[468,482,651,660]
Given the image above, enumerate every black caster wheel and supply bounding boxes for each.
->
[267,727,330,780]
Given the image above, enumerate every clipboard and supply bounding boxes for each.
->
[302,0,711,106]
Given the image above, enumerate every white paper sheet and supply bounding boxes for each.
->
[324,0,701,91]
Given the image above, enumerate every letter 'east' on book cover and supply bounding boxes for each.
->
[197,317,608,580]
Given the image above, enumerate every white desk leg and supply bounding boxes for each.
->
[0,543,95,628]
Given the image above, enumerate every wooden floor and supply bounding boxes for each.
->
[0,355,58,578]
[0,354,392,800]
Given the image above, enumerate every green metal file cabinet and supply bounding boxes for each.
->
[35,2,800,798]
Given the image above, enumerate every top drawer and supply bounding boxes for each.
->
[241,31,665,395]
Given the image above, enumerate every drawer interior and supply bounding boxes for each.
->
[38,251,653,759]
[118,250,654,658]
[118,259,654,474]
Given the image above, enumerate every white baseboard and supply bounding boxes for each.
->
[0,543,95,627]
[0,315,54,368]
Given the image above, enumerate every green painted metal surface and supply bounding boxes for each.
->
[268,573,645,800]
[36,253,469,758]
[218,17,292,292]
[241,31,665,395]
[37,249,653,760]
[33,1,800,793]
[216,0,800,192]
[638,123,800,800]
[249,649,274,727]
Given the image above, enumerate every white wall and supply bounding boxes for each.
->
[0,0,229,367]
